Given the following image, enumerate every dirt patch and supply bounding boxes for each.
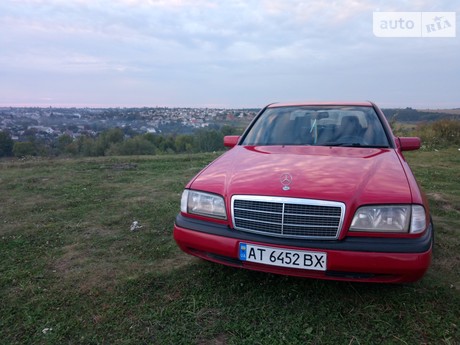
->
[100,163,138,170]
[54,243,121,293]
[427,192,460,213]
[124,196,150,203]
[54,245,197,293]
[54,244,90,275]
[81,226,117,239]
[151,252,198,274]
[198,333,228,345]
[428,192,447,202]
[431,256,460,272]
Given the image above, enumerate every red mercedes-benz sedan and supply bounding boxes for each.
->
[173,102,433,283]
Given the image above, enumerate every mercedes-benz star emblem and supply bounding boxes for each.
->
[280,173,292,191]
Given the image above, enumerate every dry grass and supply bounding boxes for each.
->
[0,151,459,344]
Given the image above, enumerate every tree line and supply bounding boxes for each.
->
[382,108,460,122]
[1,119,459,158]
[0,126,241,158]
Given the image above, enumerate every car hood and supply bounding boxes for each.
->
[189,145,413,207]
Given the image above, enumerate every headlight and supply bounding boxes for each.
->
[350,205,426,234]
[181,190,227,219]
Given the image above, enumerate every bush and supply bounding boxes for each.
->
[56,134,78,156]
[0,131,14,157]
[13,142,37,157]
[414,120,460,149]
[5,125,239,158]
[194,129,224,152]
[107,136,156,156]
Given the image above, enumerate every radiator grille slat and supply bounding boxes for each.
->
[232,196,345,239]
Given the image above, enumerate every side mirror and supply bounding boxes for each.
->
[398,137,421,151]
[224,135,240,148]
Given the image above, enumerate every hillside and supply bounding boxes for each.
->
[0,151,459,344]
[1,107,458,147]
[382,107,460,122]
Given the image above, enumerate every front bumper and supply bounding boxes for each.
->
[174,214,433,283]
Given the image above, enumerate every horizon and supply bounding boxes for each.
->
[1,104,460,111]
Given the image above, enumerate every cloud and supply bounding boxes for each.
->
[0,0,459,107]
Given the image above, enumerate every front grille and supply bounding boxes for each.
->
[232,196,345,239]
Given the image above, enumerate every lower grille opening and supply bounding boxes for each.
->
[188,248,242,266]
[206,253,242,266]
[326,271,379,279]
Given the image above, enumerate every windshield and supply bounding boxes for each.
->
[241,106,390,148]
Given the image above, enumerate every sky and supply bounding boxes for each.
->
[0,0,459,109]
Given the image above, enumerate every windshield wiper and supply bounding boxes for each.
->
[321,142,390,148]
[321,142,362,147]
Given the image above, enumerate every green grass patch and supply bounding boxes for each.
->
[0,150,459,344]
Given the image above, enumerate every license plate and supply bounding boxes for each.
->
[239,243,327,271]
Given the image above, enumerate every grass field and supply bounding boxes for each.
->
[0,149,459,344]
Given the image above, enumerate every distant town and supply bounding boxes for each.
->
[0,107,258,142]
[0,106,458,143]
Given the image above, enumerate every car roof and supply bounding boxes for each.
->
[267,101,374,108]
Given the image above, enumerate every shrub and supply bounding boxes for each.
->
[107,136,156,156]
[0,131,14,157]
[414,120,460,149]
[13,142,37,157]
